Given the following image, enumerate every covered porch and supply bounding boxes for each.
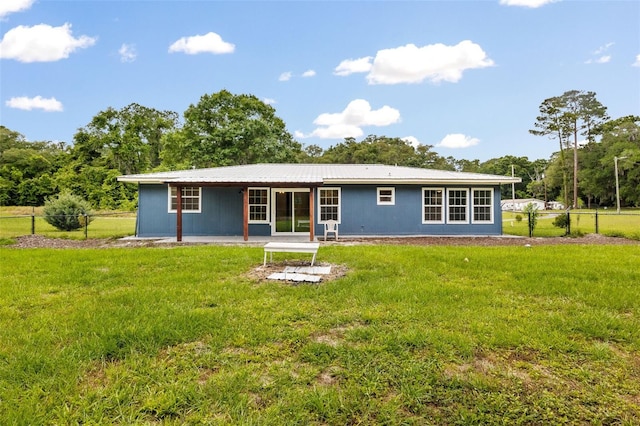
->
[170,182,322,242]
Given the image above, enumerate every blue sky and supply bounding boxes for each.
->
[1,0,639,162]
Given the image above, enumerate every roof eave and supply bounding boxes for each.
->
[324,178,522,185]
[117,177,165,184]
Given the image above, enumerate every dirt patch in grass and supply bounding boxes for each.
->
[7,233,639,249]
[342,233,640,246]
[245,261,349,284]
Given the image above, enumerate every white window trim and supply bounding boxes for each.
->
[248,187,270,224]
[168,186,201,213]
[422,187,445,224]
[471,188,494,224]
[446,188,469,224]
[317,187,341,224]
[377,187,395,205]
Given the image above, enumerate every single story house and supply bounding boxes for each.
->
[117,163,521,241]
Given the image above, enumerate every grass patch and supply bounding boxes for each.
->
[0,207,135,239]
[503,210,640,240]
[1,244,639,424]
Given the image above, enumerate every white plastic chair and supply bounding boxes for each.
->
[324,220,339,241]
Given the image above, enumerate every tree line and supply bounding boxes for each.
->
[1,89,638,210]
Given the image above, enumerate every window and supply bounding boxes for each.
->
[169,186,201,213]
[318,188,340,222]
[248,188,269,223]
[422,188,444,223]
[447,189,468,223]
[472,189,493,223]
[377,187,395,205]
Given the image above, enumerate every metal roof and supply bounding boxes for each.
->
[117,163,521,185]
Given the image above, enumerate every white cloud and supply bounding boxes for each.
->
[585,42,614,64]
[499,0,557,8]
[0,0,34,19]
[436,134,480,149]
[263,98,276,105]
[118,43,137,63]
[594,42,614,55]
[168,32,234,55]
[6,96,63,112]
[402,136,421,149]
[365,41,494,84]
[333,56,373,76]
[633,54,640,67]
[279,71,292,81]
[299,99,401,139]
[302,69,316,77]
[0,23,96,63]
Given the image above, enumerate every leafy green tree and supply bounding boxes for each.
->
[0,125,26,152]
[176,90,302,167]
[477,155,535,199]
[453,159,481,173]
[298,144,324,163]
[0,126,69,206]
[72,103,178,174]
[530,90,609,208]
[579,116,640,208]
[319,135,453,169]
[530,96,572,207]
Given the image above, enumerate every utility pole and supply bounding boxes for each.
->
[614,156,627,214]
[511,164,516,213]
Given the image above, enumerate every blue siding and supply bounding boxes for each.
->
[137,185,244,237]
[136,184,503,237]
[313,185,503,236]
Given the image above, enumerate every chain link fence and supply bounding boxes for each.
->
[504,210,640,239]
[0,212,136,240]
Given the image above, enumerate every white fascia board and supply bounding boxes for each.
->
[117,177,168,183]
[324,178,522,185]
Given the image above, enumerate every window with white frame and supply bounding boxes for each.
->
[472,189,493,223]
[377,187,395,205]
[169,186,201,213]
[447,189,468,223]
[422,188,444,223]
[248,187,269,223]
[318,188,340,222]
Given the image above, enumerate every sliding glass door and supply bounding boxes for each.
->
[272,189,310,234]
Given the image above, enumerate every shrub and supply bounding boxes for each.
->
[43,192,93,231]
[552,213,569,229]
[515,214,523,223]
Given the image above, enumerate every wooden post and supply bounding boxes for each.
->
[176,185,183,242]
[309,187,315,241]
[243,187,249,241]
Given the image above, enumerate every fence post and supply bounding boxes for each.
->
[84,214,88,239]
[528,211,533,238]
[31,214,35,235]
[595,208,599,234]
[566,210,571,236]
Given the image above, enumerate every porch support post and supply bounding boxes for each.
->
[243,186,249,241]
[309,187,315,241]
[176,185,183,242]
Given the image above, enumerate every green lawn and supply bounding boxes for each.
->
[1,244,639,424]
[502,210,640,240]
[0,207,136,240]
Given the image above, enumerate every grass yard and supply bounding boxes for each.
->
[0,207,136,240]
[1,244,639,424]
[502,210,640,240]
